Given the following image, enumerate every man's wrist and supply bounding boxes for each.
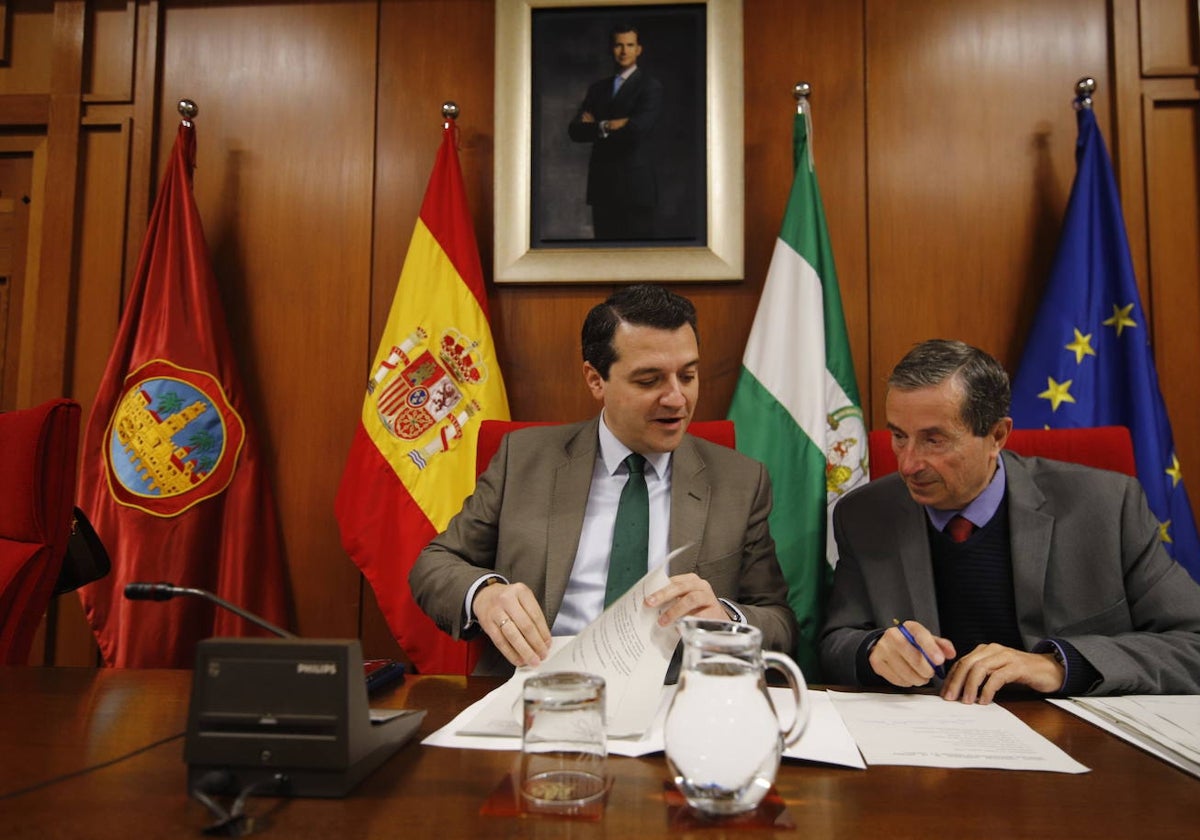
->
[464,573,507,628]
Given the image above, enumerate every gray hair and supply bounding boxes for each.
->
[888,339,1010,436]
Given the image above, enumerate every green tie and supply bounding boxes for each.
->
[605,453,648,606]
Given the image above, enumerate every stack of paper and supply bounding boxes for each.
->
[1051,695,1200,778]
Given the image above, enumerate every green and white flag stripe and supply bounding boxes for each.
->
[728,109,866,680]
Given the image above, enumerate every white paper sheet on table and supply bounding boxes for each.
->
[453,556,682,740]
[828,690,1089,773]
[423,685,866,769]
[1049,695,1200,779]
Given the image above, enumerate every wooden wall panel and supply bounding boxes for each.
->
[8,0,1197,664]
[1139,0,1198,74]
[158,1,379,639]
[864,0,1108,428]
[1143,93,1200,508]
[363,0,500,658]
[744,0,869,418]
[0,0,54,94]
[83,0,136,100]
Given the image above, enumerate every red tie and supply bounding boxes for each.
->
[947,515,975,543]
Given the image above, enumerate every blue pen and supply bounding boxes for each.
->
[892,618,946,679]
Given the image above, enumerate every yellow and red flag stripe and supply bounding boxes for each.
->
[336,122,508,674]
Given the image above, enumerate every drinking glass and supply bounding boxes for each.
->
[519,672,608,814]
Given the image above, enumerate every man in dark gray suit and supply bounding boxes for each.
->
[820,339,1200,700]
[411,285,796,675]
[567,23,663,240]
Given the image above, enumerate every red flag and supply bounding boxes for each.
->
[78,121,289,668]
[335,122,509,674]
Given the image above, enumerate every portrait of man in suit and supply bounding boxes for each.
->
[567,23,663,240]
[529,5,706,248]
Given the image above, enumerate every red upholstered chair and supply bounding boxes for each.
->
[475,419,736,477]
[867,426,1137,480]
[0,398,81,664]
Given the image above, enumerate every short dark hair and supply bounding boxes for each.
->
[610,23,640,43]
[888,339,1010,436]
[581,284,697,379]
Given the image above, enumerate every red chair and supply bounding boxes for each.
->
[475,419,736,477]
[867,426,1137,479]
[0,398,81,664]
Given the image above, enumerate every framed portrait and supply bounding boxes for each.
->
[494,0,744,283]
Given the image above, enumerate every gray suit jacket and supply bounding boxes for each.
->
[819,451,1200,694]
[410,418,797,674]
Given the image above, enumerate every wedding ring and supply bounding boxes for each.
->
[497,616,511,630]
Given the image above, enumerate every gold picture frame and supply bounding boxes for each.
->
[494,0,744,283]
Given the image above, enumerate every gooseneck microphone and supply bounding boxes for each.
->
[124,581,295,639]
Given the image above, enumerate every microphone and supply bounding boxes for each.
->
[124,582,424,798]
[124,581,295,639]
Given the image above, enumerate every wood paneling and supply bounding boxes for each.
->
[5,0,1198,665]
[1143,90,1200,505]
[0,0,54,94]
[1139,0,1199,74]
[82,0,136,101]
[159,1,379,639]
[17,0,82,406]
[744,0,868,418]
[864,0,1108,428]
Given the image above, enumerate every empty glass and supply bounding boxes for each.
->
[519,672,608,814]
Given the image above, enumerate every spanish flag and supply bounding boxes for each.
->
[335,121,509,674]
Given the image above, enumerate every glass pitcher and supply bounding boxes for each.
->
[663,617,810,815]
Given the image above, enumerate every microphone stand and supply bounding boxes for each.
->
[124,582,295,639]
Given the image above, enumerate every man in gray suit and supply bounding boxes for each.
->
[411,285,796,675]
[820,339,1200,701]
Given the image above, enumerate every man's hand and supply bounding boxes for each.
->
[645,573,728,626]
[472,581,552,668]
[869,621,955,687]
[941,644,1064,704]
[606,117,629,131]
[580,111,595,123]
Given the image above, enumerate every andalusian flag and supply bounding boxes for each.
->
[728,106,866,679]
[335,121,509,674]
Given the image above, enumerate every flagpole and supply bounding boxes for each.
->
[793,82,814,170]
[1073,76,1095,110]
[178,97,198,125]
[793,81,811,111]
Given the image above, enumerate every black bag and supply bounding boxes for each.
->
[53,507,111,595]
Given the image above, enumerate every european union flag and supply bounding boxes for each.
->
[1011,106,1200,583]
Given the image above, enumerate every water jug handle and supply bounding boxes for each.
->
[762,651,810,748]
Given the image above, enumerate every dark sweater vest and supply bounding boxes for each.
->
[929,496,1024,659]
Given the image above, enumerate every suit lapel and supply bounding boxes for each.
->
[611,68,642,106]
[667,435,706,575]
[891,486,941,632]
[1002,451,1053,640]
[543,419,600,627]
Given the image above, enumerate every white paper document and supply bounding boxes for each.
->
[456,557,681,739]
[828,691,1089,773]
[1049,695,1200,779]
[424,684,866,769]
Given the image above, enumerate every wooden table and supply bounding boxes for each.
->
[0,667,1193,838]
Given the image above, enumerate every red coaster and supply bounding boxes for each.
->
[662,781,796,830]
[480,772,610,821]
